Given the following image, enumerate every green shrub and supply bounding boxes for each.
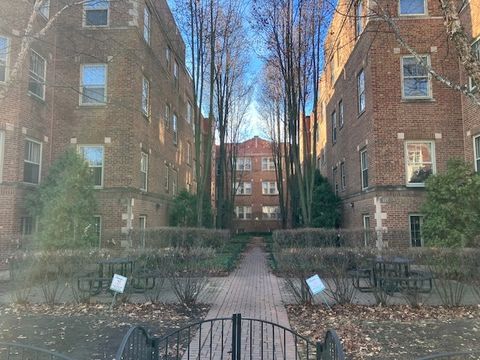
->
[272,228,371,248]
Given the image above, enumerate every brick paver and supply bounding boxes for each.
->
[183,237,300,359]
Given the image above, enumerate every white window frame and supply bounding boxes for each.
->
[0,131,4,183]
[28,50,46,100]
[165,103,170,128]
[166,47,171,66]
[0,36,10,83]
[331,110,337,144]
[21,216,37,236]
[236,157,252,171]
[236,181,252,195]
[38,0,50,19]
[261,157,275,171]
[262,206,281,220]
[164,164,169,191]
[78,145,104,188]
[474,135,480,172]
[187,102,193,124]
[362,214,370,247]
[172,113,178,144]
[356,1,363,37]
[83,0,109,27]
[142,76,150,118]
[360,148,368,190]
[399,0,427,16]
[338,100,344,128]
[357,69,365,114]
[173,60,179,86]
[340,161,346,190]
[235,206,252,220]
[140,152,148,191]
[469,38,479,91]
[262,181,278,195]
[409,214,424,247]
[144,5,151,45]
[404,140,436,187]
[401,55,432,99]
[80,64,107,105]
[24,138,42,185]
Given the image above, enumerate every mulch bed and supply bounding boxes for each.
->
[0,303,209,359]
[287,304,480,359]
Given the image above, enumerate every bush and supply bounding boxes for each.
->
[135,227,230,249]
[272,228,372,248]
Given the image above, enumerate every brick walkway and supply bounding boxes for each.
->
[183,238,300,359]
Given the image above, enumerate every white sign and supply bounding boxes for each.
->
[110,274,127,294]
[306,274,326,295]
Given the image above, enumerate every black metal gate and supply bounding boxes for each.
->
[115,313,345,360]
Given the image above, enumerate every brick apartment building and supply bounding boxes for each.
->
[223,136,283,233]
[314,0,480,248]
[0,0,199,254]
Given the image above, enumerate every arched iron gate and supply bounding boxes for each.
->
[0,342,76,360]
[115,313,345,360]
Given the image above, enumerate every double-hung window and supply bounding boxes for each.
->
[172,113,178,144]
[39,0,50,18]
[79,145,104,188]
[340,161,346,190]
[331,111,337,144]
[187,102,193,124]
[186,142,192,165]
[363,214,371,247]
[140,152,148,191]
[236,182,252,195]
[0,131,4,183]
[236,157,251,171]
[142,76,150,118]
[0,36,9,83]
[172,170,177,196]
[173,60,179,87]
[356,1,363,37]
[262,206,280,220]
[474,135,480,172]
[338,100,344,128]
[235,206,252,220]
[469,39,479,91]
[333,167,338,195]
[81,64,107,104]
[402,56,431,99]
[164,165,169,191]
[399,0,426,16]
[405,141,435,186]
[410,214,424,247]
[165,104,170,128]
[357,69,365,113]
[360,148,368,190]
[261,157,275,171]
[144,6,151,45]
[139,215,146,247]
[262,181,278,195]
[24,139,42,184]
[28,50,46,100]
[84,0,109,27]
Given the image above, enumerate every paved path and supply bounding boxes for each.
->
[182,237,300,359]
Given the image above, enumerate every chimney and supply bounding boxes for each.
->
[255,136,258,148]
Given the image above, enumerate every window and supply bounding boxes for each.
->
[262,181,278,195]
[173,60,179,87]
[340,161,346,190]
[0,131,4,183]
[186,142,192,165]
[357,69,365,113]
[262,206,281,220]
[474,135,480,172]
[144,6,151,45]
[80,64,107,104]
[187,102,193,124]
[333,167,338,195]
[24,139,41,184]
[21,216,36,236]
[235,206,252,220]
[399,0,426,15]
[92,216,101,245]
[39,0,50,18]
[139,215,146,247]
[410,215,424,247]
[142,76,150,117]
[0,36,9,82]
[165,104,170,128]
[331,111,337,144]
[405,141,435,186]
[172,113,178,144]
[172,170,177,196]
[338,100,344,128]
[262,157,275,171]
[402,56,431,99]
[360,149,368,190]
[469,39,479,91]
[79,145,104,187]
[84,0,109,26]
[356,1,363,37]
[236,157,252,171]
[330,60,335,84]
[28,50,46,100]
[140,152,148,191]
[166,47,171,66]
[363,214,371,247]
[164,165,169,191]
[236,182,252,195]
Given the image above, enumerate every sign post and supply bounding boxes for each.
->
[305,274,331,309]
[109,274,127,311]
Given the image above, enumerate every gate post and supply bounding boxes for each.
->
[316,341,323,360]
[231,313,242,360]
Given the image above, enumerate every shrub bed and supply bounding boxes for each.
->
[272,228,373,248]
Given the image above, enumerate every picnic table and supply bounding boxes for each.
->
[350,256,432,295]
[77,257,156,295]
